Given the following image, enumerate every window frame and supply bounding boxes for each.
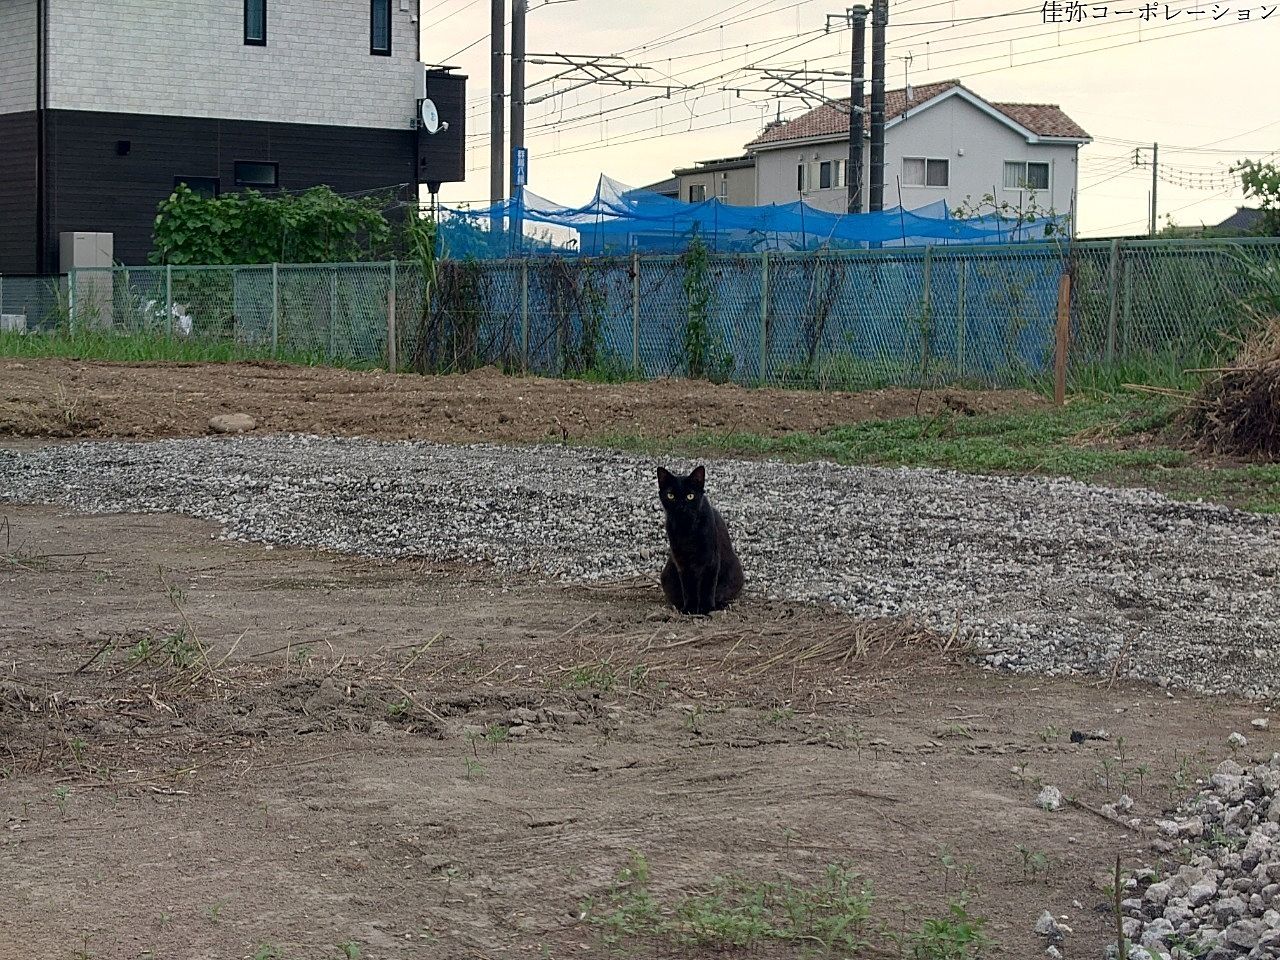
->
[233,161,280,188]
[902,156,949,188]
[1004,160,1051,192]
[819,161,833,190]
[244,0,267,46]
[174,176,221,199]
[688,183,707,203]
[716,175,728,199]
[926,158,949,188]
[371,0,392,56]
[902,157,927,187]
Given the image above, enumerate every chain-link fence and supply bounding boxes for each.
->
[0,275,67,333]
[47,236,1280,390]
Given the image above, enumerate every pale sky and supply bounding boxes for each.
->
[420,0,1280,236]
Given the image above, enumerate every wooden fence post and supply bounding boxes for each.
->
[759,250,770,385]
[386,261,397,373]
[631,251,641,375]
[1054,268,1073,407]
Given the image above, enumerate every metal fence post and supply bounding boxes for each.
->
[165,264,174,338]
[758,250,770,384]
[920,246,934,385]
[956,258,967,379]
[1106,238,1120,364]
[520,259,530,372]
[1121,252,1133,359]
[329,268,338,362]
[631,252,641,375]
[271,263,280,357]
[67,269,76,333]
[387,261,398,372]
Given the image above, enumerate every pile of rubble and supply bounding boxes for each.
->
[1117,753,1280,960]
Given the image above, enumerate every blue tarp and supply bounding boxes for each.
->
[437,175,1069,257]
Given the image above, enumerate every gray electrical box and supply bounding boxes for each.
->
[59,232,114,327]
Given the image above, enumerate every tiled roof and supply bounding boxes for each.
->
[989,101,1090,140]
[746,80,1090,148]
[639,176,679,196]
[1216,207,1264,231]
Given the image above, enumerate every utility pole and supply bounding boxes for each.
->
[848,5,868,213]
[1150,142,1159,237]
[822,6,869,213]
[1134,142,1159,237]
[510,0,527,249]
[868,0,888,212]
[490,0,506,217]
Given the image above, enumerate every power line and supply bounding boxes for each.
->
[1088,185,1236,236]
[466,26,832,149]
[423,0,484,31]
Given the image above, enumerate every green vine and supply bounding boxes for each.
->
[682,237,714,379]
[151,184,391,265]
[577,261,606,372]
[952,190,1067,239]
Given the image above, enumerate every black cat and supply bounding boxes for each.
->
[656,465,744,616]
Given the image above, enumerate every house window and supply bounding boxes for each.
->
[716,175,728,199]
[234,161,279,188]
[371,0,392,55]
[834,160,846,189]
[688,184,706,203]
[902,157,949,188]
[797,163,805,193]
[819,161,833,190]
[244,0,266,45]
[1004,160,1050,191]
[175,176,220,199]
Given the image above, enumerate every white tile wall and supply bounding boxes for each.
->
[0,0,38,116]
[46,0,421,130]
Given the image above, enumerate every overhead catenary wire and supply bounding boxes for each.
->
[439,0,1269,227]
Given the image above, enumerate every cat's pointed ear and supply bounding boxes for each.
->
[689,465,706,488]
[656,467,672,485]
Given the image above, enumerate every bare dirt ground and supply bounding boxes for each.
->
[1,503,1264,960]
[0,358,1045,442]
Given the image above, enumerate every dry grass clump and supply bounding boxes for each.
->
[1179,310,1280,459]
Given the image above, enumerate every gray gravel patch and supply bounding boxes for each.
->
[2,435,1278,698]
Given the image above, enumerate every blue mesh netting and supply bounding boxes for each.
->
[436,175,1068,259]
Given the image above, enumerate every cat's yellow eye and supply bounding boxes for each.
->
[686,493,695,500]
[666,492,675,500]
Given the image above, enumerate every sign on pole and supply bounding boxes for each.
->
[513,147,529,188]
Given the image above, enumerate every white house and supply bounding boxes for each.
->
[746,80,1090,226]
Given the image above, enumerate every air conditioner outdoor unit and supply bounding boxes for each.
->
[1,314,28,334]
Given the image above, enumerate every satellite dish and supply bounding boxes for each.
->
[419,98,449,135]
